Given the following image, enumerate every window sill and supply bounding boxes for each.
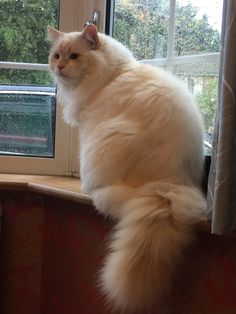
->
[0,173,211,233]
[0,173,92,205]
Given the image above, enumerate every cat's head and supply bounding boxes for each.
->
[48,24,101,85]
[47,24,135,87]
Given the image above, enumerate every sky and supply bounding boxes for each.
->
[177,0,223,32]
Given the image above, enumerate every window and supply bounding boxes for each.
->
[0,0,106,175]
[0,85,55,157]
[0,0,58,158]
[0,0,222,175]
[109,0,223,155]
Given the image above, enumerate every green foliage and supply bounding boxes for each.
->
[113,0,169,59]
[0,0,58,85]
[197,78,218,132]
[175,4,220,56]
[113,1,220,59]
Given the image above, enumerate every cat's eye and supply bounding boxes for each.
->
[69,53,79,60]
[54,53,60,59]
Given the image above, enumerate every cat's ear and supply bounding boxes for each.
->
[81,23,99,50]
[47,26,63,43]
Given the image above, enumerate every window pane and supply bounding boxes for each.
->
[0,0,59,157]
[175,0,222,56]
[174,0,223,153]
[0,0,59,64]
[173,60,219,154]
[0,69,53,86]
[112,0,170,60]
[0,86,56,157]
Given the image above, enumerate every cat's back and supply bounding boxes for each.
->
[113,62,195,109]
[96,62,203,131]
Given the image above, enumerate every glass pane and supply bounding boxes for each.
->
[174,0,223,153]
[0,69,53,86]
[0,0,59,157]
[0,0,59,64]
[175,0,222,56]
[0,86,56,157]
[112,0,170,60]
[173,60,219,155]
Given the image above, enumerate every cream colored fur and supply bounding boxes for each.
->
[48,24,206,312]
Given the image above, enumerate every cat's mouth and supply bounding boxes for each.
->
[55,69,84,83]
[56,71,70,80]
[56,70,67,77]
[56,71,79,85]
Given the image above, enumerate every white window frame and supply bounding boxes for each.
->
[140,0,220,71]
[0,0,106,176]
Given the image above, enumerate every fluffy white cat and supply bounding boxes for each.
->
[48,24,206,312]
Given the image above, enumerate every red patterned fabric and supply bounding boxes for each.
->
[1,191,236,314]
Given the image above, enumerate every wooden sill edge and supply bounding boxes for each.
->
[0,173,92,205]
[0,173,211,233]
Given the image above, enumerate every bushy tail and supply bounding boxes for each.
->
[99,183,206,313]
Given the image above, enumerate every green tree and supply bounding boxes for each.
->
[175,4,220,56]
[113,0,169,60]
[113,1,220,59]
[197,78,218,132]
[0,0,58,85]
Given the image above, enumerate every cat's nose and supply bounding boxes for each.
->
[57,64,65,71]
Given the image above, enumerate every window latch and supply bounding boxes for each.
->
[85,10,100,29]
[92,10,100,28]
